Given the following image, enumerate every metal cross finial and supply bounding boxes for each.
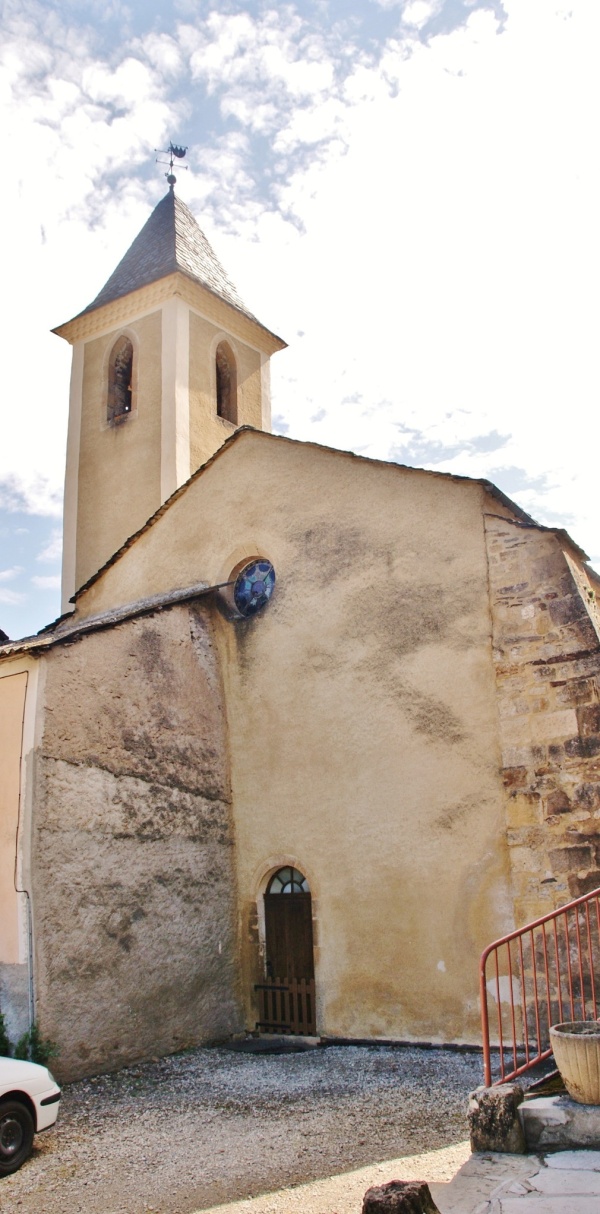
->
[155,142,189,190]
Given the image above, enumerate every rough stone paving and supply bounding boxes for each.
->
[0,1044,481,1214]
[444,1149,600,1212]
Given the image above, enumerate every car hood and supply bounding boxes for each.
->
[0,1056,53,1086]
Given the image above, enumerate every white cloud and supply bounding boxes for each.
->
[0,1,184,515]
[248,0,600,562]
[185,8,350,152]
[36,529,63,564]
[31,574,61,589]
[0,589,25,606]
[0,567,24,582]
[0,473,63,518]
[140,33,183,78]
[402,1,441,28]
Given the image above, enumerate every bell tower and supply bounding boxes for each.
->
[53,186,286,611]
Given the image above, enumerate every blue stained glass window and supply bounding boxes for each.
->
[233,560,276,617]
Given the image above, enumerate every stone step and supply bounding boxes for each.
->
[520,1094,600,1152]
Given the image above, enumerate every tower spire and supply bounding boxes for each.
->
[52,187,286,610]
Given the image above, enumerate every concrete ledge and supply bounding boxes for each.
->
[520,1094,600,1151]
[225,1035,321,1053]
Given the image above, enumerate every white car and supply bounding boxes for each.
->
[0,1057,61,1175]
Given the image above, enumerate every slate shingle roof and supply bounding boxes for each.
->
[80,189,257,322]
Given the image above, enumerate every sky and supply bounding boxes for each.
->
[1,0,599,640]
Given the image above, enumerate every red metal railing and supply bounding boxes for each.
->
[480,887,600,1086]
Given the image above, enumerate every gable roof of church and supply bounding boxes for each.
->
[66,427,592,605]
[77,189,258,323]
[0,428,595,655]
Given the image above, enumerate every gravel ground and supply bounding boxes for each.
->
[0,1043,483,1214]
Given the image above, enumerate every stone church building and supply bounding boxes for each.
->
[2,188,600,1081]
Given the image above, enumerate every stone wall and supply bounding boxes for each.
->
[485,512,600,924]
[32,602,242,1080]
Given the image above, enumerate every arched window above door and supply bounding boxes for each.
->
[267,867,310,894]
[216,341,237,424]
[107,335,133,424]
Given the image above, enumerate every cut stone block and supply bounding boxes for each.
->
[362,1179,441,1213]
[468,1083,526,1153]
[520,1094,600,1151]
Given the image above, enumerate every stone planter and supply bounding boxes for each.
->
[550,1021,600,1104]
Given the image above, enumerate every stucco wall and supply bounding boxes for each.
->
[75,311,163,592]
[214,449,513,1043]
[485,513,600,925]
[189,311,263,472]
[0,664,35,1043]
[32,605,241,1080]
[72,433,515,1044]
[72,306,268,598]
[0,670,27,965]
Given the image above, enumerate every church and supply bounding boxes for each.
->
[2,182,600,1082]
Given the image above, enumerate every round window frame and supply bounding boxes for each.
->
[231,558,276,618]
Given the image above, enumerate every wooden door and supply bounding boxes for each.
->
[264,891,314,980]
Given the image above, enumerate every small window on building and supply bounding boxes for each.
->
[108,336,133,424]
[267,868,310,894]
[233,559,276,617]
[216,341,237,424]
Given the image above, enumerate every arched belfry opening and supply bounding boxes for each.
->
[256,866,316,1036]
[107,335,133,423]
[215,341,237,424]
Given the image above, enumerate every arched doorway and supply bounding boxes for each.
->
[265,867,314,982]
[256,867,316,1035]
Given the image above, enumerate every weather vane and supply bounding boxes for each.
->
[155,142,189,190]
